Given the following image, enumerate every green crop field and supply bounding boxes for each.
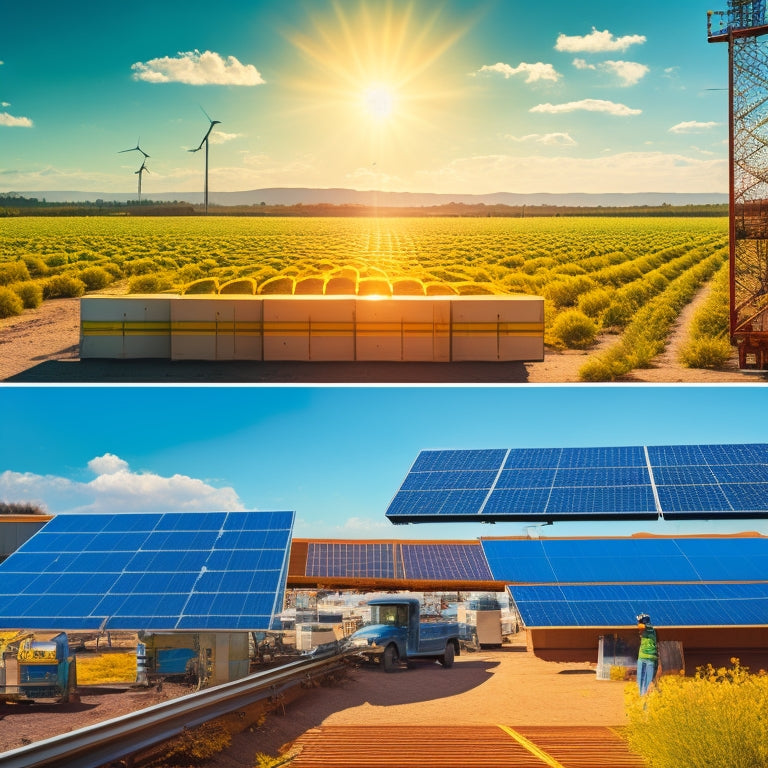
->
[0,215,729,379]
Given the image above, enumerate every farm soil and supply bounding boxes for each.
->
[0,295,763,383]
[0,643,631,762]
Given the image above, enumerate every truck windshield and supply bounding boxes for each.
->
[370,604,408,627]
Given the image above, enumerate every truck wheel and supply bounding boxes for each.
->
[439,642,455,668]
[383,644,399,672]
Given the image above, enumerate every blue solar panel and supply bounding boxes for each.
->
[306,542,395,579]
[0,510,294,631]
[482,537,768,584]
[401,543,493,581]
[509,582,768,627]
[386,443,768,523]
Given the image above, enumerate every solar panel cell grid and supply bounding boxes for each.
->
[0,511,294,631]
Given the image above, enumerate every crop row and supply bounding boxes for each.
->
[0,216,729,373]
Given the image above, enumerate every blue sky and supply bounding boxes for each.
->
[1,0,729,195]
[1,385,766,541]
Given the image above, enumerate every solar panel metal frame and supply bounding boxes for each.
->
[0,510,295,632]
[385,443,768,523]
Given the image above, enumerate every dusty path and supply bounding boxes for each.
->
[0,293,764,383]
[205,645,633,768]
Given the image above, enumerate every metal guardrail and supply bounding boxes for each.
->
[0,650,349,768]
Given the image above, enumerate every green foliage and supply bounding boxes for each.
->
[543,275,597,308]
[678,337,732,369]
[13,281,43,309]
[79,265,112,291]
[183,278,219,295]
[626,660,768,768]
[550,309,598,349]
[678,262,731,369]
[45,253,68,267]
[128,274,171,293]
[43,274,86,298]
[0,261,30,286]
[22,255,49,276]
[578,247,727,381]
[0,286,23,318]
[577,287,613,318]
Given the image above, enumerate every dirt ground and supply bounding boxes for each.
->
[0,642,631,762]
[0,293,764,383]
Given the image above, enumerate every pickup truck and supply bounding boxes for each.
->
[346,597,461,672]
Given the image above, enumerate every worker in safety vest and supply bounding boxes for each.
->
[636,613,659,695]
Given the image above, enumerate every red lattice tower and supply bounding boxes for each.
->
[709,2,768,368]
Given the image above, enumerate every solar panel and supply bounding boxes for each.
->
[385,443,768,523]
[0,510,294,631]
[305,542,395,579]
[481,537,768,584]
[401,543,493,581]
[508,582,768,628]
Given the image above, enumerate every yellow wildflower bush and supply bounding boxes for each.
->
[626,659,768,768]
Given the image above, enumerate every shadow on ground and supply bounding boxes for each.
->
[6,360,531,384]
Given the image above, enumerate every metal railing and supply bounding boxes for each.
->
[0,649,349,768]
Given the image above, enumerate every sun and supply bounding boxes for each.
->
[362,84,395,121]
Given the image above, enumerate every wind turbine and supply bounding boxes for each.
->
[189,107,221,214]
[118,139,150,159]
[118,139,150,204]
[135,158,149,204]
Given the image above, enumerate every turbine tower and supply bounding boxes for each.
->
[189,107,221,214]
[135,158,149,204]
[708,1,768,368]
[118,139,150,204]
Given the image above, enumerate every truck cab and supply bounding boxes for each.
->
[347,597,460,672]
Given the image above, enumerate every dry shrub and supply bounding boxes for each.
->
[259,276,295,295]
[550,309,598,349]
[12,281,43,309]
[626,660,768,768]
[219,278,257,295]
[0,261,31,286]
[79,266,112,291]
[678,337,732,369]
[148,720,232,767]
[129,274,171,294]
[0,286,23,318]
[43,274,86,299]
[184,278,219,295]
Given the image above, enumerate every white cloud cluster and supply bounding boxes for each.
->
[669,120,720,134]
[0,454,244,514]
[506,132,577,146]
[555,28,646,53]
[132,50,265,86]
[476,62,560,83]
[602,60,649,87]
[0,112,33,127]
[530,98,641,116]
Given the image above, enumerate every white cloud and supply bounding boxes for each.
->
[601,60,649,86]
[209,130,240,145]
[131,50,265,86]
[573,58,596,70]
[555,28,646,53]
[506,132,577,146]
[0,455,244,514]
[88,453,129,475]
[476,62,561,83]
[0,112,33,127]
[530,98,641,116]
[669,120,720,134]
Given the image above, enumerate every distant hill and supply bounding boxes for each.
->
[13,188,728,208]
